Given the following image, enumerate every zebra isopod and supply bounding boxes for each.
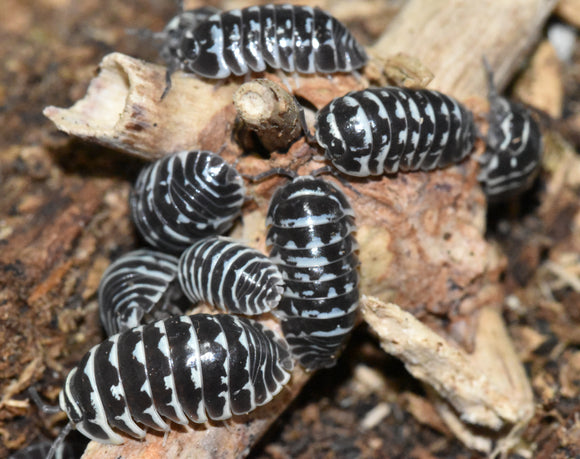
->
[178,236,285,315]
[161,4,368,85]
[477,63,543,200]
[315,87,476,177]
[58,313,293,444]
[266,175,359,371]
[98,249,185,336]
[130,150,245,254]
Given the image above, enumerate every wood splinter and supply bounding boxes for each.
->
[233,79,303,153]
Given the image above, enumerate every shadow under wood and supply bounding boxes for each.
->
[48,138,147,181]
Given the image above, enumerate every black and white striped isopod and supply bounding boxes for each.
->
[130,150,245,254]
[315,88,476,176]
[266,175,359,371]
[477,64,543,200]
[161,4,368,84]
[58,313,293,444]
[178,236,284,315]
[98,249,185,336]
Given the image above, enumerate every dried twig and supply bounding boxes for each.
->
[233,79,302,152]
[43,53,240,160]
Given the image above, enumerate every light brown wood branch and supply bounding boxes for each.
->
[371,0,559,98]
[43,53,240,160]
[362,298,534,454]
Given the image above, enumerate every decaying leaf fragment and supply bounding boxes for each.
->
[381,52,434,88]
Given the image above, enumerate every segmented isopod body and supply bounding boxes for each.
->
[130,150,245,254]
[98,249,185,336]
[315,88,476,176]
[477,66,543,200]
[58,313,293,444]
[178,236,284,315]
[161,4,368,81]
[266,176,359,371]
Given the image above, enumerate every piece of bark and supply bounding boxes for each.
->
[233,79,303,152]
[371,0,559,98]
[362,297,534,454]
[43,53,241,160]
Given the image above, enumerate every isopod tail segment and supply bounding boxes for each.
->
[98,249,187,336]
[477,57,543,201]
[129,150,246,255]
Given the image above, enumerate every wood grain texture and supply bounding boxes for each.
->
[372,0,558,98]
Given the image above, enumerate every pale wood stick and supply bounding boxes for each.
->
[371,0,559,98]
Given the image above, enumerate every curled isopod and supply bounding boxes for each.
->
[178,236,285,315]
[98,249,186,336]
[130,150,245,254]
